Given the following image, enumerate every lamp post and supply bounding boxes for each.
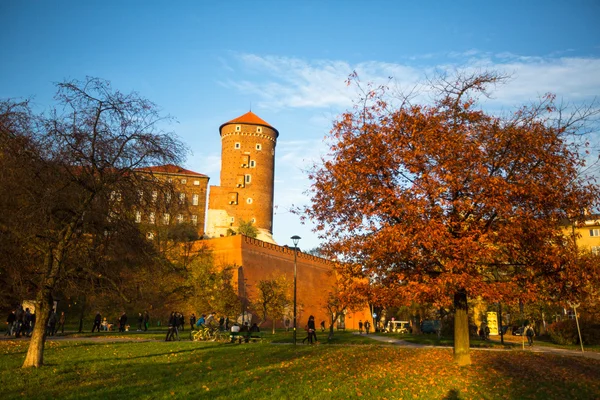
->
[291,235,301,345]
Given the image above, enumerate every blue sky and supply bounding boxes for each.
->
[2,1,599,251]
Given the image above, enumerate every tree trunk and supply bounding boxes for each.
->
[498,302,504,345]
[453,289,471,366]
[22,286,52,368]
[78,295,87,333]
[328,312,337,340]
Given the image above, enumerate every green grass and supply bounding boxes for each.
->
[2,333,599,399]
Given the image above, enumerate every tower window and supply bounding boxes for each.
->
[236,125,241,131]
[250,160,256,168]
[245,174,251,184]
[149,212,156,224]
[256,144,262,151]
[177,214,184,223]
[191,215,198,226]
[257,127,262,133]
[235,142,241,149]
[181,179,187,184]
[179,193,186,204]
[192,194,199,206]
[251,218,256,223]
[247,198,253,204]
[163,213,170,225]
[230,217,235,223]
[135,211,142,223]
[591,229,600,237]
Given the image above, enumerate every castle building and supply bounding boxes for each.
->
[135,165,210,236]
[206,111,278,243]
[142,112,370,328]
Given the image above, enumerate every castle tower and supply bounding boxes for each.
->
[206,111,278,243]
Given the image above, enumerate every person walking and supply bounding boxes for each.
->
[58,312,66,334]
[143,310,150,331]
[14,306,24,338]
[137,313,143,331]
[118,312,128,332]
[23,308,32,336]
[525,324,536,346]
[6,310,16,336]
[307,315,317,344]
[364,320,371,335]
[320,320,326,332]
[189,313,197,330]
[358,320,363,334]
[166,312,179,341]
[47,309,58,336]
[92,312,102,333]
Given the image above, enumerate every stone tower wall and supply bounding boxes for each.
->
[207,119,277,242]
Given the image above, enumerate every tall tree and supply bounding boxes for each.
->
[251,275,291,332]
[0,78,186,368]
[303,71,600,365]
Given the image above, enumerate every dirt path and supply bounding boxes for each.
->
[359,332,600,360]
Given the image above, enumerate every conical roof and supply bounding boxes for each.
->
[219,111,279,138]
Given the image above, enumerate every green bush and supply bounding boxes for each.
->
[547,319,600,345]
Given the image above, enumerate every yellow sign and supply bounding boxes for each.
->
[487,312,498,335]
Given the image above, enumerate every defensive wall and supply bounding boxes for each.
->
[204,234,371,328]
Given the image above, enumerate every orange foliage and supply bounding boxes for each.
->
[305,72,600,308]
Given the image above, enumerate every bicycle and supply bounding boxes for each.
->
[190,325,227,342]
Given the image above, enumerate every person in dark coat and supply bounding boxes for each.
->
[308,315,317,344]
[58,312,66,334]
[14,306,24,338]
[6,310,16,336]
[189,313,197,330]
[47,309,58,336]
[92,312,102,332]
[166,312,178,341]
[364,320,371,335]
[143,311,150,331]
[118,312,127,332]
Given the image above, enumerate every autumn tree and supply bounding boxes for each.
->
[323,266,368,340]
[251,275,291,333]
[303,71,600,365]
[0,78,186,368]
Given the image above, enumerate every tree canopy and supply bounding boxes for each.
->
[0,77,188,367]
[303,71,600,364]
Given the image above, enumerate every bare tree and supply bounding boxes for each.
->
[1,77,187,368]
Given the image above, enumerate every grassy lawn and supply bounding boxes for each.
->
[2,333,600,399]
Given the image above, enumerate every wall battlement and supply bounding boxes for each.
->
[242,235,333,266]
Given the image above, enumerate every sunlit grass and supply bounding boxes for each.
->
[2,336,599,399]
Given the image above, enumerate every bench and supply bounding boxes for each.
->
[230,331,264,343]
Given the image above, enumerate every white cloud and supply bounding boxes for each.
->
[222,52,600,113]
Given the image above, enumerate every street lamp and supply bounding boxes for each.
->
[291,235,301,345]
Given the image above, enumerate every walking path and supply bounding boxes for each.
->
[3,332,600,361]
[357,332,600,360]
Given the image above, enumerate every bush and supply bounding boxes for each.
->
[547,320,579,345]
[547,319,600,345]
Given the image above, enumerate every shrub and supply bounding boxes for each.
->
[547,319,600,345]
[547,320,579,345]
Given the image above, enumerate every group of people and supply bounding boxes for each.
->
[92,311,149,333]
[358,319,371,334]
[230,321,261,343]
[5,306,65,337]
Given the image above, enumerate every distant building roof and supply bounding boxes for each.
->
[136,164,208,178]
[219,111,279,138]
